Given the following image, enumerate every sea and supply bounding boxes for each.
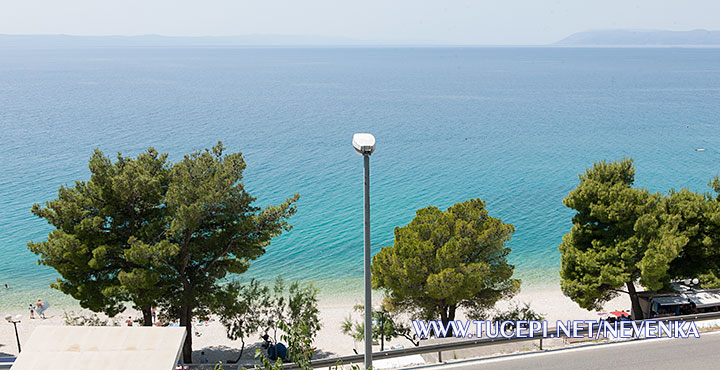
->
[1,46,719,310]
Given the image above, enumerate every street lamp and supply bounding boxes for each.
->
[353,133,376,370]
[4,314,22,353]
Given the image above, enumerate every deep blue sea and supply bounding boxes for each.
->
[1,47,719,307]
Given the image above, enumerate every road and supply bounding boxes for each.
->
[422,332,720,370]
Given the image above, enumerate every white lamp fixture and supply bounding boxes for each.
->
[352,133,376,156]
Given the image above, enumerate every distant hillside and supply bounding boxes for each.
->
[555,29,720,46]
[0,34,373,49]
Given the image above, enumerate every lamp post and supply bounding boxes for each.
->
[353,133,376,370]
[4,314,22,353]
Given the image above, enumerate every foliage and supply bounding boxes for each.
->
[280,321,314,367]
[372,198,520,333]
[560,159,644,316]
[213,276,321,365]
[558,159,692,318]
[285,281,321,339]
[29,142,299,362]
[258,275,321,344]
[665,183,720,288]
[250,321,315,370]
[213,279,271,360]
[29,148,170,323]
[560,158,720,319]
[264,276,287,342]
[63,310,119,326]
[341,303,419,349]
[491,302,544,322]
[491,302,544,331]
[153,143,299,362]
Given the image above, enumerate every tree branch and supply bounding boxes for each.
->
[203,239,235,274]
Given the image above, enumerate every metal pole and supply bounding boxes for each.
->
[363,154,372,370]
[13,321,21,353]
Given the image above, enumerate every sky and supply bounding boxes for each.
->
[1,0,720,45]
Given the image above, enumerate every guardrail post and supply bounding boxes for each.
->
[539,337,543,350]
[438,350,442,363]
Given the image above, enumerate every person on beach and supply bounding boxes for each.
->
[4,284,9,289]
[28,303,35,319]
[36,299,46,319]
[151,306,157,323]
[126,316,133,326]
[199,351,208,363]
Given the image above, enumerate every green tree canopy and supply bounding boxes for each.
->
[372,198,520,333]
[131,143,299,362]
[29,142,299,363]
[341,303,419,350]
[28,148,170,324]
[213,276,321,364]
[559,158,689,319]
[666,180,720,288]
[213,279,270,361]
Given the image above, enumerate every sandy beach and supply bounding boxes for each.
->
[0,285,630,363]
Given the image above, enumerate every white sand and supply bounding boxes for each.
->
[0,285,630,362]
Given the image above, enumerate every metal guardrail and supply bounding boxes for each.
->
[0,357,13,370]
[4,312,714,370]
[275,311,720,369]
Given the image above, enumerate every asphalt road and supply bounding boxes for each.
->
[423,332,720,370]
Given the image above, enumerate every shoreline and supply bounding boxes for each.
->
[0,268,564,311]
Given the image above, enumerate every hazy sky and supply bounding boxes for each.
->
[2,0,720,45]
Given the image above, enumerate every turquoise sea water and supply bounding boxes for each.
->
[1,47,719,308]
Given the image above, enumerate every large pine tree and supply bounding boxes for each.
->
[29,142,299,362]
[559,158,688,319]
[372,198,520,334]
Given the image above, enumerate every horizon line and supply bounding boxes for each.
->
[2,30,720,48]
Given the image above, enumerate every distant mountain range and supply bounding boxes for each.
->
[555,29,720,46]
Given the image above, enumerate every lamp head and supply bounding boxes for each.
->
[352,133,376,156]
[4,314,12,322]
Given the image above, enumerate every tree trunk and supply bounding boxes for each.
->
[626,281,644,320]
[236,339,245,363]
[448,305,457,337]
[439,305,456,338]
[142,305,153,326]
[180,304,193,363]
